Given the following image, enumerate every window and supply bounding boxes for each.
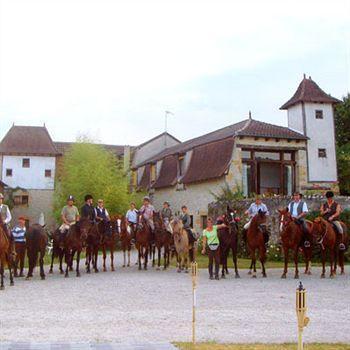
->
[179,156,185,176]
[45,169,52,178]
[201,215,208,229]
[315,110,323,119]
[14,195,29,206]
[22,158,30,168]
[318,148,327,158]
[254,151,280,160]
[241,150,251,159]
[283,152,292,161]
[150,164,156,182]
[6,169,12,177]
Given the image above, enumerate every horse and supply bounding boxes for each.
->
[0,217,14,289]
[99,218,118,272]
[117,216,133,268]
[334,222,349,275]
[218,207,240,279]
[278,208,313,279]
[311,217,337,278]
[170,218,190,273]
[135,215,151,270]
[246,210,268,278]
[64,219,91,277]
[25,224,48,280]
[153,212,172,270]
[85,221,101,274]
[49,228,65,274]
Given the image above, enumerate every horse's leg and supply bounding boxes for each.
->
[127,249,131,267]
[110,245,115,271]
[281,247,288,279]
[320,249,326,278]
[40,249,45,280]
[59,250,64,274]
[94,246,99,273]
[152,245,155,267]
[76,250,81,277]
[64,250,70,278]
[19,248,25,277]
[249,247,257,278]
[0,260,4,290]
[8,255,14,286]
[293,248,299,279]
[102,246,107,272]
[163,247,167,270]
[138,248,142,270]
[144,246,148,270]
[157,246,161,270]
[260,247,267,278]
[123,248,126,267]
[221,249,226,279]
[330,247,335,278]
[248,260,253,275]
[49,248,55,274]
[13,248,19,277]
[339,249,345,275]
[70,250,75,271]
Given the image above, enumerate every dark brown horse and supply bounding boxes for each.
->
[312,217,337,278]
[117,216,133,268]
[246,210,268,278]
[278,208,313,279]
[26,224,48,280]
[0,217,14,289]
[49,228,65,274]
[99,219,117,272]
[135,215,151,270]
[14,241,26,277]
[153,212,172,270]
[218,207,240,279]
[64,219,90,277]
[85,222,101,274]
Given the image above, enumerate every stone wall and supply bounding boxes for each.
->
[209,196,350,242]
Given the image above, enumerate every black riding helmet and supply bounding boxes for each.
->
[85,194,93,201]
[325,191,334,198]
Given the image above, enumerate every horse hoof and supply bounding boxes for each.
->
[49,270,53,274]
[341,271,345,275]
[177,269,181,273]
[86,270,91,274]
[294,274,299,279]
[76,273,81,277]
[248,271,252,275]
[41,276,45,280]
[235,274,240,279]
[127,264,130,267]
[144,267,147,271]
[60,270,64,275]
[122,265,126,268]
[10,282,14,286]
[0,286,4,290]
[95,269,99,273]
[262,274,267,278]
[25,276,31,281]
[321,274,325,279]
[69,267,73,272]
[111,267,115,272]
[252,274,257,278]
[221,275,226,279]
[330,274,335,279]
[103,268,107,272]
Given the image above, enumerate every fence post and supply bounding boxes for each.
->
[296,282,310,350]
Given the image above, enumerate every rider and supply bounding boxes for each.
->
[288,192,310,247]
[180,205,197,244]
[60,195,80,243]
[81,194,95,222]
[320,191,345,250]
[0,193,15,256]
[126,202,138,243]
[95,199,111,238]
[139,196,155,242]
[242,195,269,244]
[161,201,173,234]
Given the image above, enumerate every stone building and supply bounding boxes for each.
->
[131,76,340,232]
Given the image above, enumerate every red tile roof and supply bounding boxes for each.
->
[153,155,178,189]
[280,77,341,109]
[0,126,59,156]
[181,138,234,184]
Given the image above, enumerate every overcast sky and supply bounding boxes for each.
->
[0,0,349,145]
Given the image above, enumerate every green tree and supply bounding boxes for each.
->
[53,141,143,222]
[335,94,350,195]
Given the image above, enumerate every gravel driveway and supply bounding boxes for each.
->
[0,250,349,345]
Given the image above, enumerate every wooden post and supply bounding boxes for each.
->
[296,282,310,350]
[191,261,198,346]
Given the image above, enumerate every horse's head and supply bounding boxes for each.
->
[153,211,163,229]
[170,217,183,235]
[311,217,325,240]
[278,207,293,232]
[76,218,92,242]
[253,209,267,226]
[226,207,241,225]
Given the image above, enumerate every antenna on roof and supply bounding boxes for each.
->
[309,76,312,80]
[248,111,252,120]
[303,73,306,79]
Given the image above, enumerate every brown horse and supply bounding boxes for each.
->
[99,219,117,272]
[171,218,190,273]
[278,208,313,279]
[312,217,337,278]
[49,228,65,274]
[135,215,151,270]
[218,207,240,279]
[117,216,133,268]
[334,222,348,275]
[85,222,101,274]
[14,241,26,277]
[64,219,90,277]
[26,224,48,280]
[0,218,14,289]
[153,212,172,270]
[246,210,268,278]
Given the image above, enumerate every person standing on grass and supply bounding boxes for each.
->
[201,217,226,280]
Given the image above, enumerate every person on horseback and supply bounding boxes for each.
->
[81,194,95,222]
[288,192,310,247]
[320,191,345,250]
[180,205,197,243]
[126,202,138,243]
[201,217,227,280]
[60,195,80,244]
[139,196,155,240]
[95,199,111,240]
[161,201,173,234]
[242,196,269,244]
[0,193,15,256]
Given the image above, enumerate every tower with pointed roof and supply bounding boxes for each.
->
[281,75,340,187]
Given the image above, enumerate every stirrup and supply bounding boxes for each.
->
[304,241,311,248]
[339,243,346,251]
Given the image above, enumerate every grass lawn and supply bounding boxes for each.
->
[175,343,350,350]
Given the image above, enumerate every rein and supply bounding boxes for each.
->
[316,221,329,251]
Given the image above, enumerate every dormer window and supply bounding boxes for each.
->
[178,155,185,177]
[150,164,156,182]
[315,110,323,119]
[22,158,30,168]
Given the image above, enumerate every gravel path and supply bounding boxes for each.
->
[0,250,349,345]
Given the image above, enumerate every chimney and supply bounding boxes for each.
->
[303,73,306,79]
[248,110,252,119]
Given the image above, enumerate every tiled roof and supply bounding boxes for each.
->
[181,138,234,184]
[0,126,59,155]
[54,142,126,157]
[153,155,178,189]
[137,118,306,167]
[280,76,341,109]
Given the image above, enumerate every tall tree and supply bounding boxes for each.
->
[53,141,142,221]
[334,94,350,195]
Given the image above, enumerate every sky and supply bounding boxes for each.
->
[0,0,349,146]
